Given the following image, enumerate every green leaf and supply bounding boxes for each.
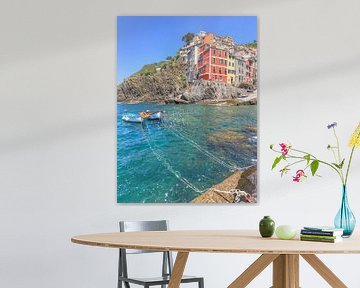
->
[271,156,282,170]
[332,162,340,169]
[332,159,345,169]
[339,159,345,169]
[280,167,290,177]
[304,154,311,164]
[310,160,319,176]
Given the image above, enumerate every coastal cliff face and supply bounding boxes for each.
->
[117,58,249,103]
[117,59,188,102]
[180,80,247,102]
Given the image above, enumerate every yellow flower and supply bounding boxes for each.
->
[349,122,360,148]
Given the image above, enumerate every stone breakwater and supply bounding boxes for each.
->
[191,165,257,204]
[118,79,252,104]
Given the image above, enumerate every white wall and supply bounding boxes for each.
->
[1,0,360,287]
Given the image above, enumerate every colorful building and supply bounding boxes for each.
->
[235,56,246,85]
[182,31,257,86]
[186,45,199,82]
[227,53,236,85]
[244,57,257,84]
[197,44,228,83]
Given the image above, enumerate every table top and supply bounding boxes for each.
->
[71,230,360,254]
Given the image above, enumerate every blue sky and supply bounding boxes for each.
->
[117,16,257,83]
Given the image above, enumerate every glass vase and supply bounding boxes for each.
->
[334,185,356,237]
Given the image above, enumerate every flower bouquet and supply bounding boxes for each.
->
[270,122,360,237]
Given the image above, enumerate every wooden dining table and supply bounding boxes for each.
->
[71,230,360,288]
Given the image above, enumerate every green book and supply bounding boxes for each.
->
[300,234,339,240]
[300,236,342,243]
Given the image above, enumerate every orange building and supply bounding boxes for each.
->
[203,33,214,45]
[197,44,228,83]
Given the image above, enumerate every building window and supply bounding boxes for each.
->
[212,67,215,73]
[219,50,222,57]
[225,68,227,74]
[213,49,216,54]
[220,76,222,80]
[212,57,216,64]
[225,60,227,65]
[219,67,222,74]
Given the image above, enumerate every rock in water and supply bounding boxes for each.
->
[236,165,257,195]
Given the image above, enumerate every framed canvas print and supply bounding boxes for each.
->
[117,16,257,203]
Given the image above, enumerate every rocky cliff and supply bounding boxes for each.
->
[191,165,257,204]
[117,58,188,102]
[117,58,250,103]
[180,80,248,102]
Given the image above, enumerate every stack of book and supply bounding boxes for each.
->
[300,226,344,243]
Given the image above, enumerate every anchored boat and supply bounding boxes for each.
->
[121,111,163,124]
[121,113,143,123]
[139,111,163,120]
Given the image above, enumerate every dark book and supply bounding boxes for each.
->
[301,229,343,237]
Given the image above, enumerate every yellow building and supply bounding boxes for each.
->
[227,54,236,85]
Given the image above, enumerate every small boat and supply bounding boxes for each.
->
[121,113,143,123]
[139,111,163,121]
[148,111,162,120]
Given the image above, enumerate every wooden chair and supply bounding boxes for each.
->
[118,220,204,288]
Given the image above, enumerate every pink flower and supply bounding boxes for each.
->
[293,170,306,182]
[279,143,289,155]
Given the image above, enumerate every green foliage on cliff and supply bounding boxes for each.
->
[134,61,167,76]
[118,57,187,101]
[243,41,257,49]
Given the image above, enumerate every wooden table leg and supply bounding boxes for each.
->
[168,252,189,288]
[288,255,299,288]
[301,254,347,288]
[272,254,299,288]
[228,254,279,288]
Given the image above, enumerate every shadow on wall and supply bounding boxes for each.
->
[262,57,360,91]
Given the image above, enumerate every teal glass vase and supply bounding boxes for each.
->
[334,185,356,237]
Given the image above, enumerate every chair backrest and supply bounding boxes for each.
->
[119,220,169,254]
[118,220,173,283]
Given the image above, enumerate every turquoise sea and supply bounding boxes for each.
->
[117,102,257,203]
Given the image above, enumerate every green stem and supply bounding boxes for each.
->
[333,128,345,181]
[345,130,360,185]
[345,146,356,185]
[333,128,342,164]
[273,152,343,182]
[284,159,306,169]
[272,147,344,183]
[291,148,317,159]
[330,148,338,164]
